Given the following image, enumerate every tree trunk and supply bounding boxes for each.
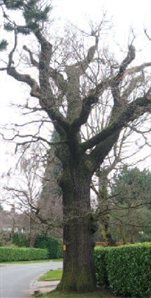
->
[98,172,115,245]
[58,169,96,292]
[29,212,36,247]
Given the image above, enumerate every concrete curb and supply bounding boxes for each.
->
[29,280,60,296]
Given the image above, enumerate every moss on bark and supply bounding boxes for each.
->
[58,267,96,292]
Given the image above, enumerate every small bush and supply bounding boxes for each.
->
[0,246,48,262]
[12,233,29,247]
[35,235,63,259]
[94,243,151,297]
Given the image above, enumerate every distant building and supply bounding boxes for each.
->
[0,206,29,235]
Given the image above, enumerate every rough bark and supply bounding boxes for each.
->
[58,167,96,292]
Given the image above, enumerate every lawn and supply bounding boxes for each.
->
[39,269,62,281]
[37,289,124,298]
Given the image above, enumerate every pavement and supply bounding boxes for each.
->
[0,261,62,298]
[30,279,60,296]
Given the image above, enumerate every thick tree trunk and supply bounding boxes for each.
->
[58,169,96,292]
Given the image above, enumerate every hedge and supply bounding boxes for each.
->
[94,247,109,286]
[0,246,49,262]
[94,242,151,297]
[34,235,63,259]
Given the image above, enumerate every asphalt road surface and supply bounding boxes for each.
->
[0,261,62,298]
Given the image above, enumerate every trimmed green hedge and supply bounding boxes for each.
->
[35,235,63,259]
[94,247,109,286]
[94,243,151,297]
[0,246,48,262]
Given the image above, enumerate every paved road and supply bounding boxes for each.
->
[0,261,62,298]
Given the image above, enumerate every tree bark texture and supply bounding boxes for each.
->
[58,167,96,292]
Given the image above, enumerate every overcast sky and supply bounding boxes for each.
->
[0,0,151,175]
[55,0,151,29]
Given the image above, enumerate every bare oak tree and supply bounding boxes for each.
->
[1,0,151,292]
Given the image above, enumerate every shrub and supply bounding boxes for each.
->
[12,233,29,247]
[0,231,11,246]
[94,247,109,286]
[35,235,63,259]
[95,243,151,297]
[0,246,48,262]
[107,243,151,297]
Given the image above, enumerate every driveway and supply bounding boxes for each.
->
[0,261,62,298]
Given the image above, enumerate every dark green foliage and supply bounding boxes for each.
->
[95,243,151,297]
[140,229,151,242]
[110,166,151,243]
[12,233,29,247]
[107,243,151,297]
[23,2,50,24]
[0,246,48,262]
[4,22,31,35]
[0,39,8,51]
[35,235,63,259]
[23,0,51,31]
[94,247,109,286]
[112,166,151,205]
[3,0,24,9]
[2,0,51,34]
[16,26,31,34]
[4,23,14,31]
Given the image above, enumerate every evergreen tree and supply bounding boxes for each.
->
[111,167,151,242]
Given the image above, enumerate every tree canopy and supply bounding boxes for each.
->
[112,166,151,205]
[110,166,151,243]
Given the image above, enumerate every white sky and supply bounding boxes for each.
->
[55,0,151,28]
[1,0,151,176]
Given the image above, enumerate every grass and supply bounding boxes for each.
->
[37,270,124,298]
[35,289,124,298]
[39,269,62,281]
